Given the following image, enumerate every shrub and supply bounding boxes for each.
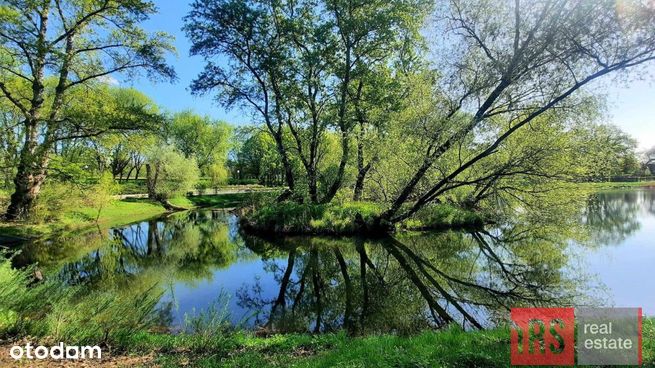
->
[243,201,384,234]
[31,181,83,223]
[146,144,200,200]
[83,172,117,222]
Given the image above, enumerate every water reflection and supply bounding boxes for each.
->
[12,201,613,334]
[237,228,592,334]
[582,190,647,245]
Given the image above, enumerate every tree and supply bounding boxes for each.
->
[168,111,232,173]
[85,171,117,222]
[373,0,655,228]
[207,163,228,193]
[184,0,428,203]
[231,128,285,185]
[0,0,175,220]
[571,123,640,180]
[145,145,200,209]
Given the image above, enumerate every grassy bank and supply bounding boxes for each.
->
[126,319,655,367]
[0,199,168,239]
[0,193,256,239]
[4,321,653,367]
[577,180,655,190]
[121,327,510,367]
[241,201,485,235]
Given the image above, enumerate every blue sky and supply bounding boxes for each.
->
[123,0,655,151]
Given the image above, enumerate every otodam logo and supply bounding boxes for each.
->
[510,307,642,366]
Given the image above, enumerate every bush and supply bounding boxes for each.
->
[243,201,384,234]
[402,203,484,230]
[31,182,84,223]
[146,145,200,200]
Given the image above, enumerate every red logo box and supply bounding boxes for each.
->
[511,308,575,366]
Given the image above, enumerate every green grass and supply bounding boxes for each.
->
[242,201,484,235]
[577,180,655,190]
[0,199,168,238]
[178,193,255,208]
[112,318,655,367]
[0,192,260,239]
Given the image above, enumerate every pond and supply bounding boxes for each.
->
[10,188,655,335]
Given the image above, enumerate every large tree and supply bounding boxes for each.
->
[0,0,175,220]
[373,0,655,228]
[184,0,428,203]
[168,110,232,173]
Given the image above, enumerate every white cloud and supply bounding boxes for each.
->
[97,75,120,86]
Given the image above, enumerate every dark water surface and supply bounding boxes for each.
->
[12,189,655,334]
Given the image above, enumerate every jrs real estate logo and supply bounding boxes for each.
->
[511,308,575,366]
[510,307,642,366]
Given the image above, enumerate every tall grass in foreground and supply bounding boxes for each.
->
[0,254,163,345]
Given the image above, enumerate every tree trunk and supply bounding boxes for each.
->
[6,164,47,221]
[145,163,157,199]
[5,121,48,221]
[273,134,296,202]
[322,129,349,203]
[353,130,371,201]
[126,166,135,181]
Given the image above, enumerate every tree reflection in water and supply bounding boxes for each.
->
[238,225,592,335]
[14,197,631,334]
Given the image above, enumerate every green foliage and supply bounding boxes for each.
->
[571,122,642,180]
[403,204,484,230]
[168,111,232,173]
[43,287,162,345]
[146,145,200,200]
[0,0,176,219]
[207,163,229,191]
[0,255,47,337]
[31,182,84,224]
[84,172,118,221]
[0,250,169,345]
[184,291,234,340]
[244,199,487,234]
[244,202,384,234]
[230,130,285,186]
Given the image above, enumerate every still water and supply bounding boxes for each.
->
[12,189,655,334]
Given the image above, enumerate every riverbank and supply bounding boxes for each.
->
[0,192,255,240]
[578,180,655,190]
[240,201,486,235]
